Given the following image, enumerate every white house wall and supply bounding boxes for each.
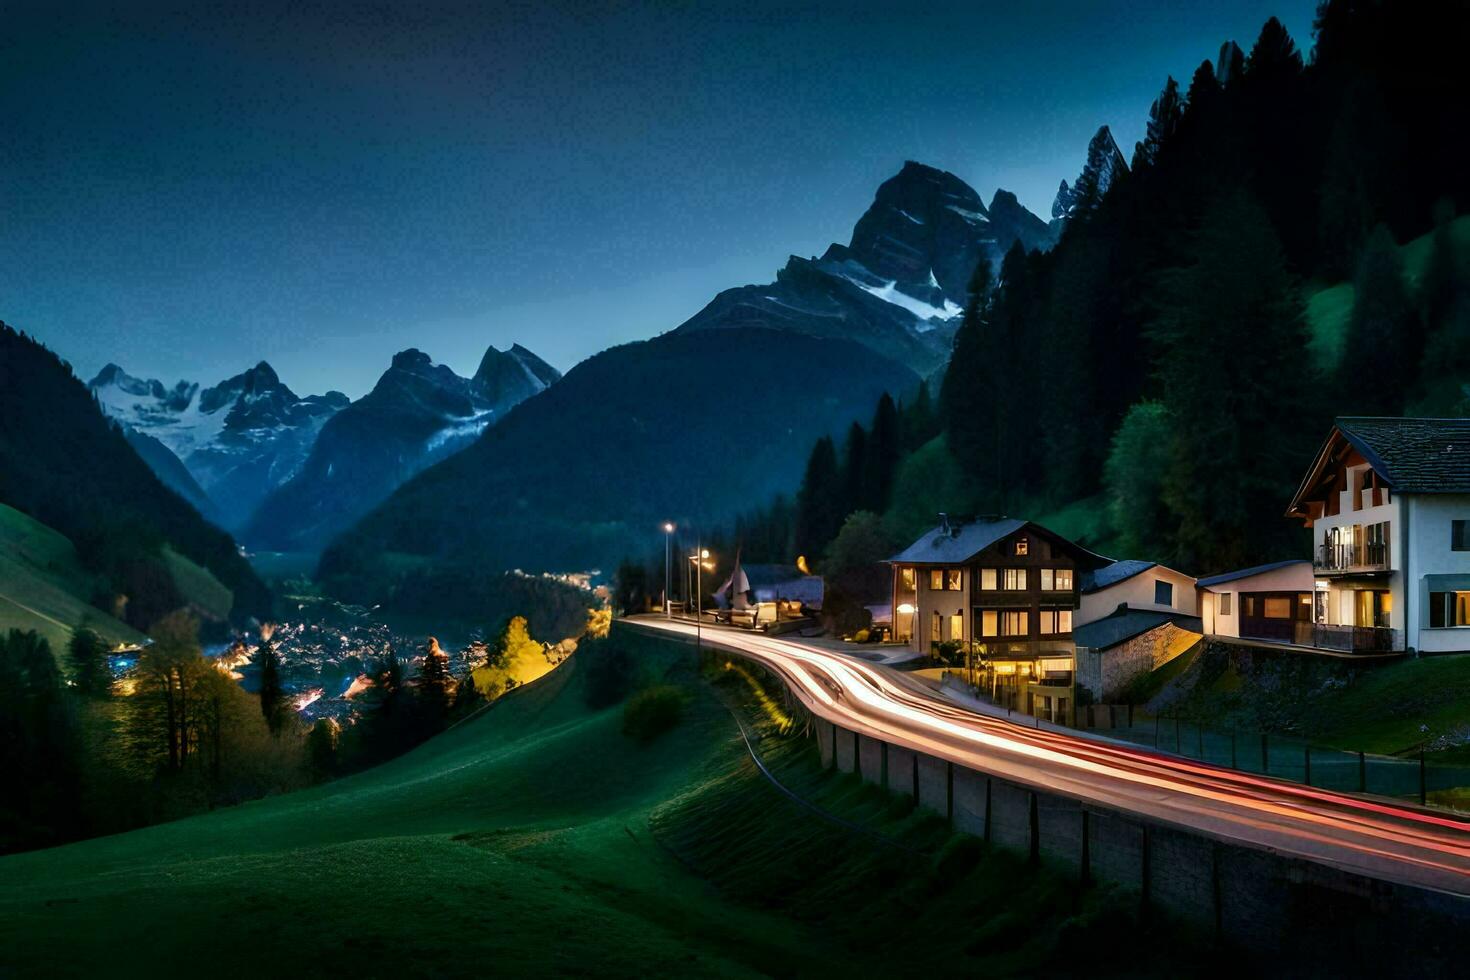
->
[1199,563,1315,639]
[1405,494,1470,653]
[1078,566,1198,626]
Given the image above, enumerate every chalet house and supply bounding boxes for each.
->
[1286,417,1470,655]
[889,514,1109,720]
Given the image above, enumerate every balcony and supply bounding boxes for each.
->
[1291,622,1402,654]
[1314,536,1391,575]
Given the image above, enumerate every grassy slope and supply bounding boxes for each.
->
[0,630,1195,977]
[1161,644,1470,758]
[0,503,145,653]
[1305,214,1470,372]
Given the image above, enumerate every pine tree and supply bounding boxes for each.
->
[453,670,482,713]
[900,380,938,452]
[794,436,842,561]
[1151,190,1317,570]
[416,636,453,727]
[67,625,112,697]
[863,392,901,514]
[307,718,338,780]
[940,259,994,485]
[257,637,286,734]
[1134,76,1181,169]
[1338,225,1420,414]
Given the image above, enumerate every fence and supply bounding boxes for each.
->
[1077,703,1470,811]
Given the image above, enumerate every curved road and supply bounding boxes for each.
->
[626,616,1470,898]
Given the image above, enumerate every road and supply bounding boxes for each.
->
[624,616,1470,897]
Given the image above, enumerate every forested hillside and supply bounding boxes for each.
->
[0,323,271,629]
[736,0,1470,583]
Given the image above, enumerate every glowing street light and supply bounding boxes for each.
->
[662,522,675,617]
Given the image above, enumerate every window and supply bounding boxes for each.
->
[949,613,965,641]
[947,568,963,591]
[931,611,941,642]
[1001,610,1029,636]
[1354,589,1391,628]
[930,569,944,591]
[1014,538,1029,556]
[1054,569,1072,590]
[1429,592,1470,627]
[979,568,998,591]
[979,610,999,637]
[1219,593,1233,617]
[1039,568,1072,591]
[1454,521,1470,552]
[1154,580,1174,607]
[1262,596,1292,619]
[900,567,916,591]
[1003,568,1027,591]
[1039,608,1072,635]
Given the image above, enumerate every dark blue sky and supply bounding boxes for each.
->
[2,0,1318,398]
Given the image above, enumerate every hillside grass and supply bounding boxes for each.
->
[0,503,145,654]
[161,545,234,621]
[1159,644,1470,759]
[1304,214,1470,374]
[0,627,1199,977]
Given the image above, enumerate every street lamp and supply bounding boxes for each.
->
[664,525,673,617]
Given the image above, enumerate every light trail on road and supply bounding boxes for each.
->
[626,617,1470,897]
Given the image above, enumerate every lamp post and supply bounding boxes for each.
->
[662,523,675,617]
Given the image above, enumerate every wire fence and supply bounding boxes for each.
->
[1077,703,1470,812]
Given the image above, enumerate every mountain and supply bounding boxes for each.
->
[1050,125,1129,229]
[89,362,349,531]
[1,322,271,628]
[319,328,916,613]
[674,162,1057,377]
[244,344,560,553]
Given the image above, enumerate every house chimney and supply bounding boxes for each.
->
[938,512,950,535]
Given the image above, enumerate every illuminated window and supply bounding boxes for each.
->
[949,613,964,641]
[1039,568,1072,591]
[1263,596,1292,619]
[947,568,963,591]
[1430,592,1470,627]
[1219,593,1233,616]
[1039,609,1072,635]
[930,569,944,591]
[980,610,999,637]
[980,568,997,590]
[900,567,916,591]
[1003,568,1027,590]
[1001,610,1028,636]
[1014,538,1029,556]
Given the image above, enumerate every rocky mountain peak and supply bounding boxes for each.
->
[390,348,435,372]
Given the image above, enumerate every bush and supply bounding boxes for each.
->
[622,685,686,742]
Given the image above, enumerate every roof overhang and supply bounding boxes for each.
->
[1284,423,1394,524]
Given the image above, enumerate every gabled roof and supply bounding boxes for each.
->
[1074,608,1202,651]
[888,516,1110,568]
[1079,559,1157,594]
[1288,418,1470,519]
[1195,559,1309,589]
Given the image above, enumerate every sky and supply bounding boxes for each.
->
[1,0,1319,399]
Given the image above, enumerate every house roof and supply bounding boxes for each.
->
[1287,417,1470,519]
[888,516,1111,568]
[1074,608,1202,652]
[889,517,1027,565]
[1079,560,1157,594]
[1195,559,1309,589]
